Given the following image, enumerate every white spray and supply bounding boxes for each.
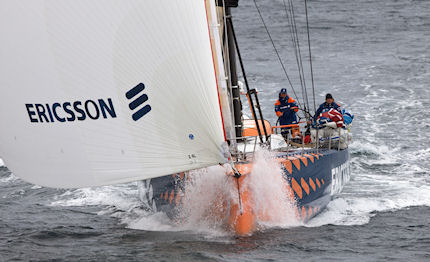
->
[245,149,301,229]
[177,149,301,233]
[49,150,301,234]
[178,165,237,234]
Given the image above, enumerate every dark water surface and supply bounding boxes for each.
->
[1,0,430,261]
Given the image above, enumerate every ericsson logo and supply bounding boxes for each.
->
[125,83,152,121]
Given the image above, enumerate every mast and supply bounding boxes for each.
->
[221,0,268,144]
[224,1,269,144]
[224,2,243,141]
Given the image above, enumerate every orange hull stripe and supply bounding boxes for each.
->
[283,161,293,174]
[304,154,314,163]
[309,178,316,191]
[316,178,321,188]
[301,177,310,195]
[291,178,303,199]
[311,153,320,160]
[321,178,325,185]
[300,157,308,167]
[169,189,175,204]
[302,206,307,219]
[292,159,301,170]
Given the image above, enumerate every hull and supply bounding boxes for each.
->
[140,148,350,235]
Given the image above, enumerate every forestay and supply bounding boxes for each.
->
[0,0,227,188]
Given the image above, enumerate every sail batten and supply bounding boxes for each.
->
[0,0,228,188]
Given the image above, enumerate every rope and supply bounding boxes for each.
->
[252,0,302,109]
[283,0,308,113]
[288,0,310,115]
[304,0,317,114]
[282,0,305,98]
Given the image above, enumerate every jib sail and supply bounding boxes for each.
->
[0,0,228,188]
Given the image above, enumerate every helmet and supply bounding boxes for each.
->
[280,88,287,94]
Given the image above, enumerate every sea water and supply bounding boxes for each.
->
[1,0,430,260]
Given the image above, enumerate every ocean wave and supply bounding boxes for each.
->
[307,132,430,227]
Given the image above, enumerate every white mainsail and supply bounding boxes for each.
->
[0,0,228,188]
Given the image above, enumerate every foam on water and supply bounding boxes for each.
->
[49,183,184,233]
[307,138,430,227]
[51,184,140,212]
[0,171,18,184]
[124,210,180,232]
[308,183,430,227]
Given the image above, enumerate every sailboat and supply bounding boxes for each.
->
[0,0,352,235]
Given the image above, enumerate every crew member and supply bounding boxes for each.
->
[314,93,341,121]
[275,88,299,138]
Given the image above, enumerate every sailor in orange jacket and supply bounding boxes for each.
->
[275,88,299,137]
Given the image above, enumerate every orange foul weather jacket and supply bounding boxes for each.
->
[274,95,299,126]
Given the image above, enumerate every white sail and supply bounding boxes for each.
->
[0,0,228,188]
[206,0,236,143]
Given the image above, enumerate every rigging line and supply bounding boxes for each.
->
[283,0,307,111]
[288,0,310,113]
[252,0,302,109]
[285,0,309,115]
[282,0,305,98]
[304,0,317,114]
